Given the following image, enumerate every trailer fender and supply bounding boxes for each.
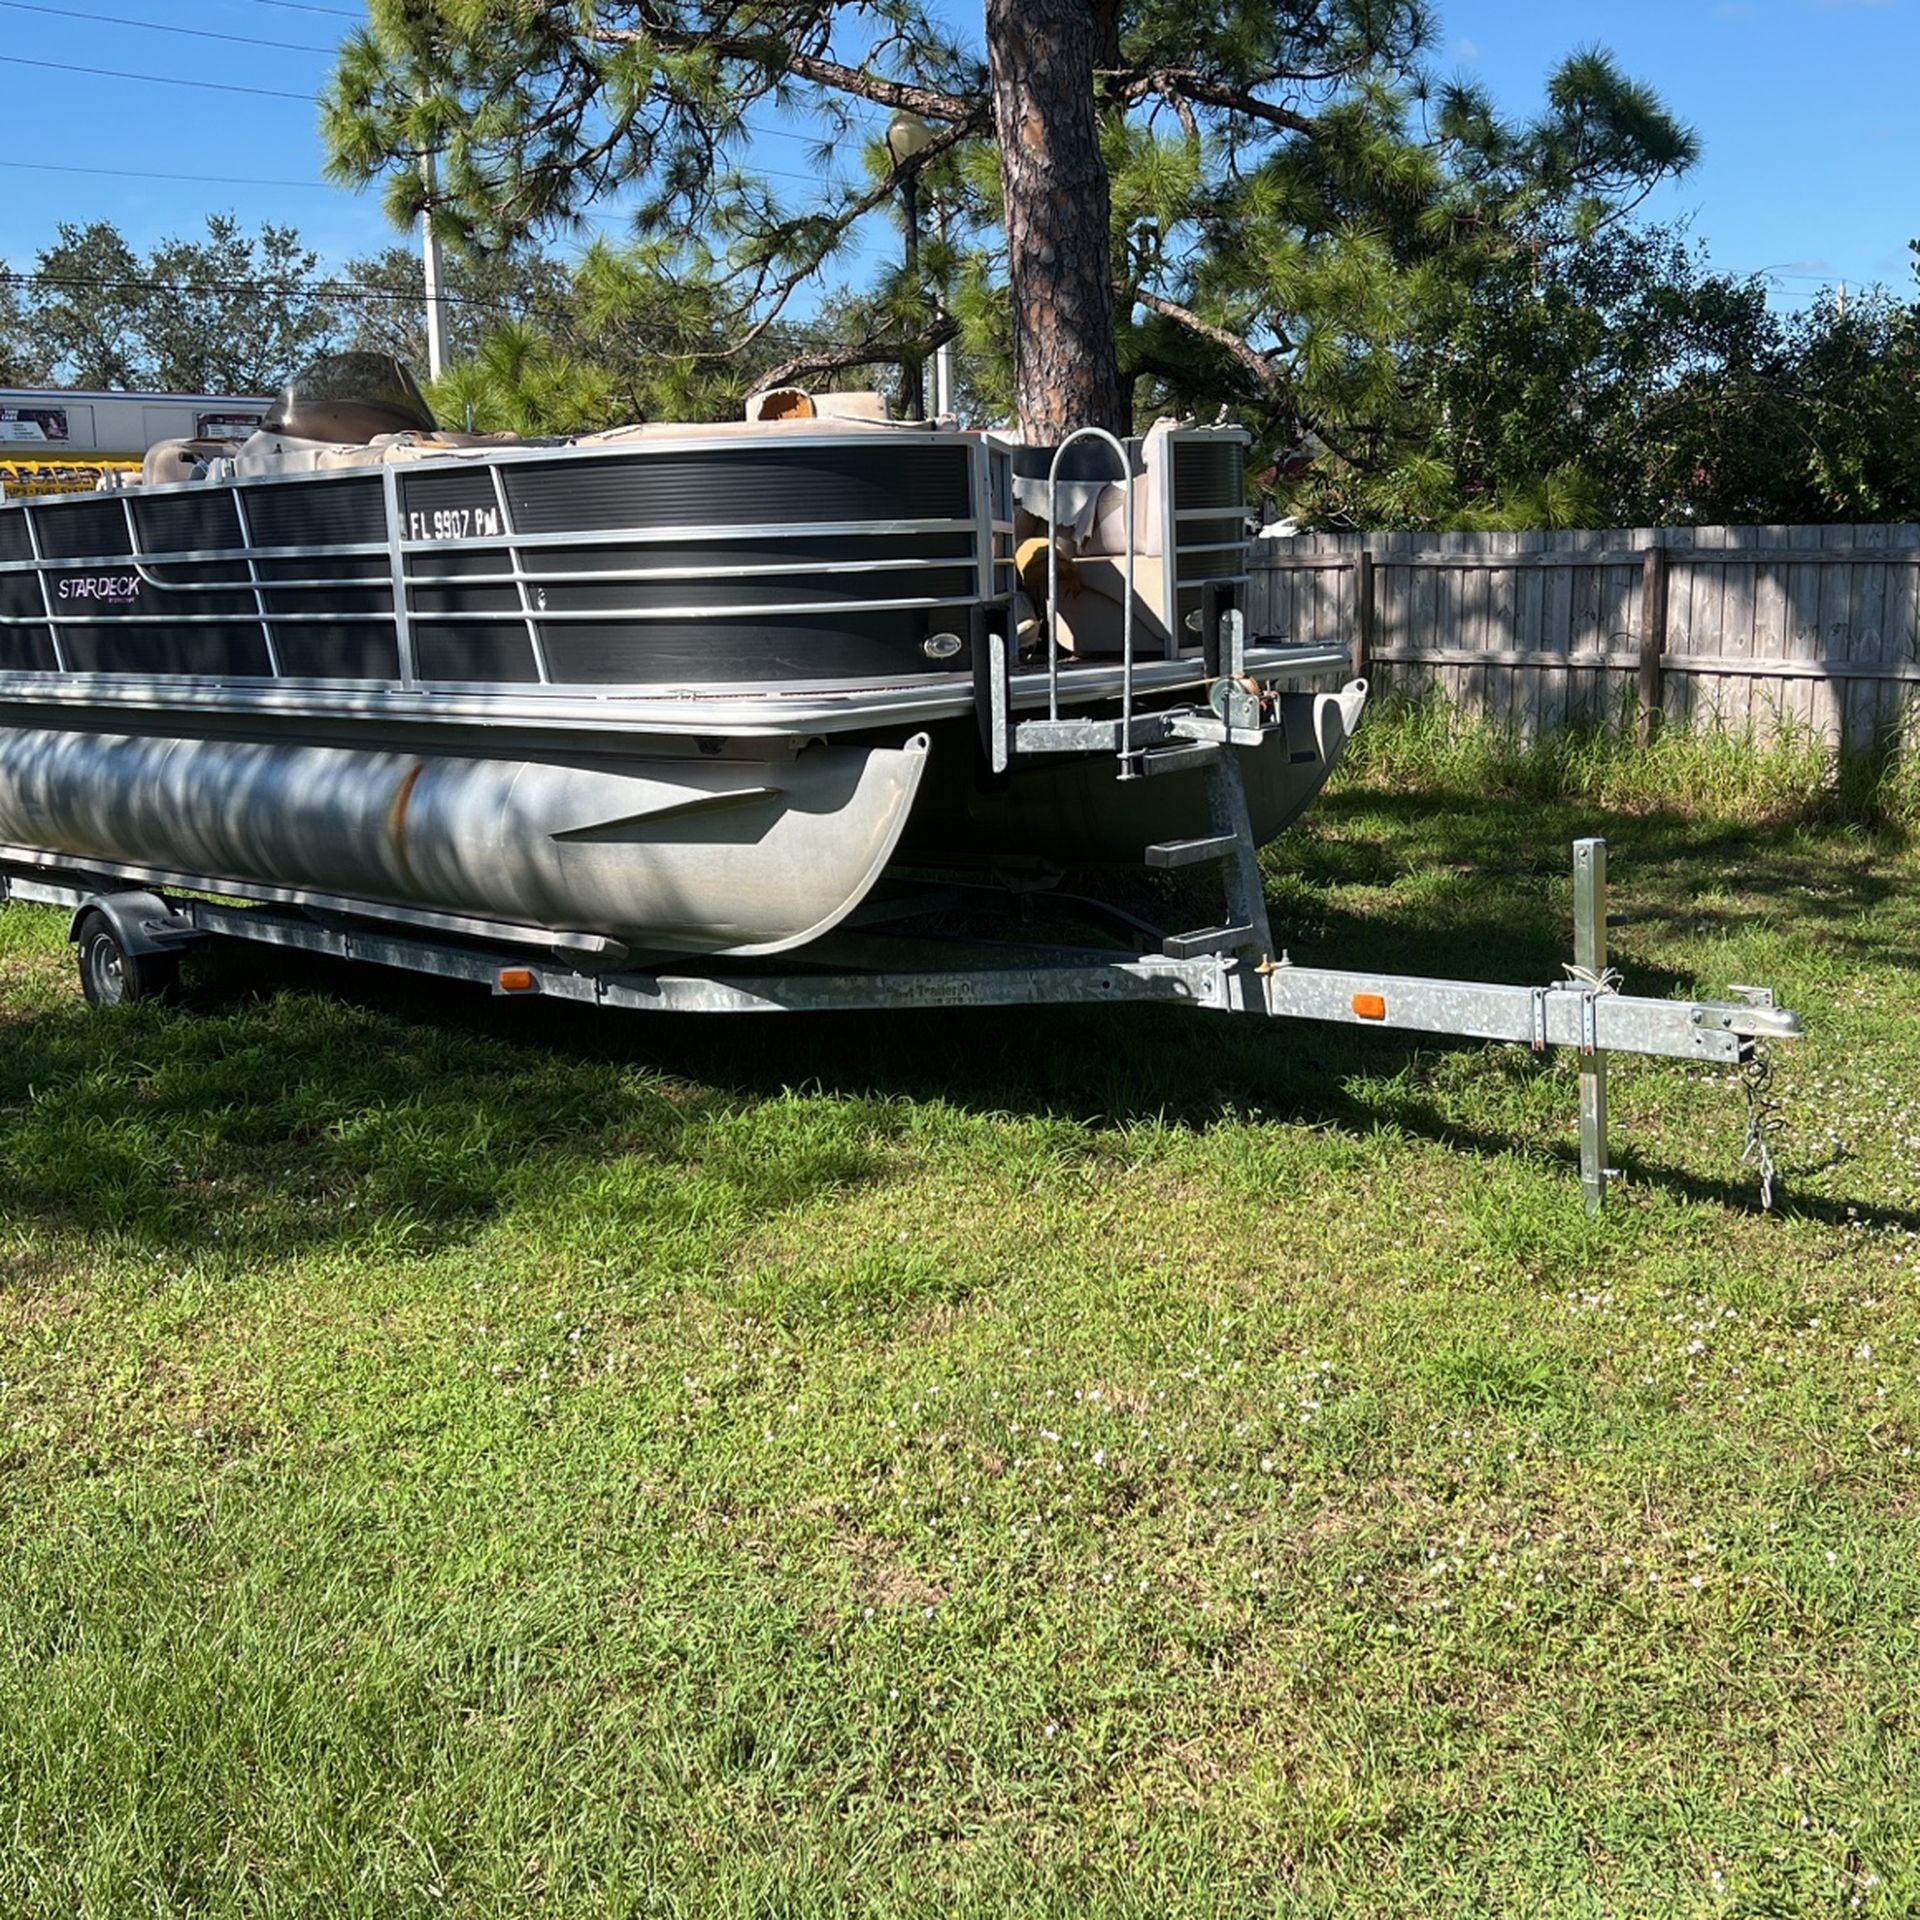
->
[66,889,204,958]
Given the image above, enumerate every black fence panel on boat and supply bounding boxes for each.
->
[132,490,244,555]
[0,570,42,622]
[409,583,522,617]
[413,625,541,683]
[540,609,941,684]
[271,627,402,681]
[0,551,54,669]
[261,587,393,619]
[502,444,973,536]
[409,547,512,579]
[33,497,133,560]
[0,627,55,671]
[241,476,385,549]
[0,514,31,566]
[61,622,273,676]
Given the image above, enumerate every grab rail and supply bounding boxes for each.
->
[1045,427,1138,754]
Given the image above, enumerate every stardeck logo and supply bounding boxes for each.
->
[57,574,141,603]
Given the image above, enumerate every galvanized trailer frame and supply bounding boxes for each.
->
[0,830,1799,1214]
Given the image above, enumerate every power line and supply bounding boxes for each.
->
[235,0,361,16]
[0,0,335,53]
[0,52,314,99]
[0,158,338,191]
[0,59,860,157]
[0,152,853,200]
[5,271,513,308]
[0,152,856,218]
[1,269,898,350]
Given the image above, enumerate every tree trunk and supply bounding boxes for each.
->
[986,0,1127,441]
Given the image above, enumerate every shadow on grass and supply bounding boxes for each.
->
[0,945,906,1268]
[0,792,1910,1263]
[1301,788,1913,971]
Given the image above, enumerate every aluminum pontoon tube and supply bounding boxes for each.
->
[0,725,931,957]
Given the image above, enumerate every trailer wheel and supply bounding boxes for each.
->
[74,910,179,1008]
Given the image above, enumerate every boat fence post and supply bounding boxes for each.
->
[1119,438,1135,764]
[1573,837,1609,1213]
[971,601,1009,775]
[1046,455,1062,723]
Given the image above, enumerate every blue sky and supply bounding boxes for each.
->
[1439,0,1920,310]
[0,0,1913,317]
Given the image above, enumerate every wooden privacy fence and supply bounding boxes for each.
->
[1245,525,1920,750]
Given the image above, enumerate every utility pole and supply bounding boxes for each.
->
[421,151,450,381]
[885,111,933,423]
[932,201,955,420]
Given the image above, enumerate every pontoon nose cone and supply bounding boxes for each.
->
[1317,677,1369,764]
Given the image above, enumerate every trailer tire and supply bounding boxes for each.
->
[75,910,179,1008]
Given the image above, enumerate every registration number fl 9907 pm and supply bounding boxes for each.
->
[405,506,503,541]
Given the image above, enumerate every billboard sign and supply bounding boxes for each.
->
[195,410,265,440]
[0,406,70,444]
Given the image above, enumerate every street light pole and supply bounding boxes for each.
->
[420,150,450,382]
[899,168,924,422]
[931,200,954,420]
[885,110,935,424]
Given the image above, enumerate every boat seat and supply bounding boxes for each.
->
[309,429,526,471]
[142,437,244,487]
[1011,526,1173,655]
[1048,554,1173,656]
[576,415,911,445]
[1085,416,1179,560]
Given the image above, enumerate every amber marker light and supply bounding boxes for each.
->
[1351,992,1387,1021]
[497,968,537,993]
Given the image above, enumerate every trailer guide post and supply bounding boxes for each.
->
[1574,836,1611,1213]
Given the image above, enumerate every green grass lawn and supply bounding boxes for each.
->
[2,742,1917,1916]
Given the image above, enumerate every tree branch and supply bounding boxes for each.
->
[596,21,979,124]
[748,317,959,394]
[1133,289,1279,389]
[1104,69,1318,136]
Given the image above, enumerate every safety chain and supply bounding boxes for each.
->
[1738,1041,1781,1211]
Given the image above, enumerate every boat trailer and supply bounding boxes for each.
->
[0,427,1805,1212]
[1,824,1798,1215]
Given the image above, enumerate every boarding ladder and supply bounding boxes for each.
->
[979,426,1276,968]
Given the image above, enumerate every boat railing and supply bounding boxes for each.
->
[1044,427,1138,748]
